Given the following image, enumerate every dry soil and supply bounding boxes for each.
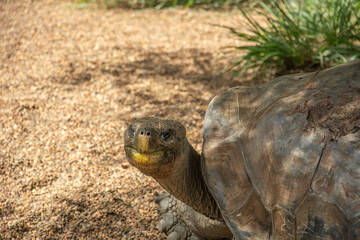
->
[0,1,261,239]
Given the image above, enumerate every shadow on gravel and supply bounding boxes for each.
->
[103,47,268,90]
[53,61,93,85]
[103,47,224,87]
[53,47,265,90]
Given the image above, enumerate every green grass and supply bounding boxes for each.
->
[76,0,248,9]
[226,0,360,76]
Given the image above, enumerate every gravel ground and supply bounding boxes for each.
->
[0,1,259,239]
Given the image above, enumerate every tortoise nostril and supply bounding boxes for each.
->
[140,130,151,136]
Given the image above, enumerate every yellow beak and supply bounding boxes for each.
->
[131,149,164,164]
[138,135,149,152]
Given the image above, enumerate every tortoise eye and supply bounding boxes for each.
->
[161,130,172,141]
[128,127,135,138]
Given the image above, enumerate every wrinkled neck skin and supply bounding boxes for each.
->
[155,139,223,221]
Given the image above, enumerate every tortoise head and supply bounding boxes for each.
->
[124,117,187,178]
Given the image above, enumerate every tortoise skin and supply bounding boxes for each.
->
[202,60,360,239]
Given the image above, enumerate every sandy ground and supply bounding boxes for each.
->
[0,1,261,239]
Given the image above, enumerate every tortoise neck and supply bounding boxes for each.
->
[156,140,223,221]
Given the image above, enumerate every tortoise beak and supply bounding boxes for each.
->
[136,127,154,153]
[138,134,150,153]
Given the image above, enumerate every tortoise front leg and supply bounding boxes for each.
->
[156,193,232,240]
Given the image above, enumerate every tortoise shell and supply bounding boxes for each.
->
[202,60,360,239]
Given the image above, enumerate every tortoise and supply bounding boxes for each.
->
[124,60,360,239]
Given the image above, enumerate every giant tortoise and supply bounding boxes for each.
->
[124,60,360,239]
